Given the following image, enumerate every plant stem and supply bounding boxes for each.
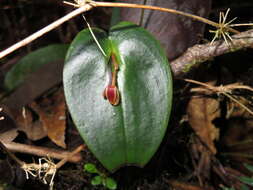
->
[4,142,82,162]
[111,54,119,86]
[93,1,239,34]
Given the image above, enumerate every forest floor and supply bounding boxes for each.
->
[1,0,253,190]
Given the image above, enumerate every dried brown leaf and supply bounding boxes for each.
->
[15,108,47,141]
[187,95,220,154]
[31,90,66,148]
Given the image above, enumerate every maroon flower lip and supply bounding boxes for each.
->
[103,85,120,106]
[103,53,120,106]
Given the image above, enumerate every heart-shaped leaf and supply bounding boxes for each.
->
[63,22,172,172]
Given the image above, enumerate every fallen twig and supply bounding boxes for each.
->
[171,29,253,77]
[0,0,238,59]
[1,136,84,188]
[21,144,85,187]
[0,4,93,59]
[0,140,24,166]
[56,144,85,169]
[3,142,82,163]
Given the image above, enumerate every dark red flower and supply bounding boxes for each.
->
[103,85,120,106]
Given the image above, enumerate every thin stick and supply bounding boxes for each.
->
[185,79,214,91]
[4,142,82,163]
[230,23,253,27]
[93,1,239,34]
[223,84,253,92]
[223,93,253,115]
[56,145,85,169]
[0,4,93,59]
[0,0,239,59]
[185,79,253,116]
[0,140,24,166]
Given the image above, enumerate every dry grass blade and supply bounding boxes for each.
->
[82,15,107,57]
[224,83,253,92]
[230,23,253,27]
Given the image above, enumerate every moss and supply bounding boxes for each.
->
[182,61,199,73]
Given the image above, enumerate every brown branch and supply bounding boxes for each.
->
[93,1,233,32]
[171,29,253,77]
[3,142,82,163]
[0,0,250,78]
[0,0,238,59]
[0,140,24,166]
[56,145,85,169]
[0,4,93,59]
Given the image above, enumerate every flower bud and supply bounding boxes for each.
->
[103,85,120,106]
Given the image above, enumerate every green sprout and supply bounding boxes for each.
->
[84,163,117,190]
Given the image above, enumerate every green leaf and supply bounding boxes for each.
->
[244,163,253,173]
[239,176,253,186]
[4,44,69,91]
[241,184,250,190]
[91,176,102,186]
[105,177,117,190]
[221,187,235,190]
[84,163,98,174]
[63,22,173,171]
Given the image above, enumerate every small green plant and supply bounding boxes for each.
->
[221,185,249,190]
[221,164,253,190]
[237,164,253,188]
[221,187,235,190]
[84,163,117,190]
[64,22,172,171]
